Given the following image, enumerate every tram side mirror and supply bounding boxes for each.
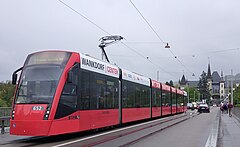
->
[67,70,73,83]
[12,73,17,85]
[12,67,23,85]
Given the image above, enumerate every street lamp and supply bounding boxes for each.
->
[165,43,170,48]
[231,69,233,105]
[194,90,196,102]
[187,84,189,103]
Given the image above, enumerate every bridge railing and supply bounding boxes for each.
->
[0,107,11,134]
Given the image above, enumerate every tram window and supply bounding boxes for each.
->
[176,94,180,106]
[89,73,98,110]
[80,70,90,110]
[135,87,141,107]
[96,83,106,109]
[172,93,176,105]
[106,77,118,109]
[96,76,118,109]
[55,83,77,119]
[55,66,78,119]
[152,88,161,107]
[184,96,187,107]
[122,81,150,108]
[94,75,106,109]
[61,84,77,108]
[62,84,77,95]
[162,90,170,106]
[152,89,157,107]
[177,95,183,107]
[123,81,135,108]
[86,72,119,110]
[142,86,150,107]
[122,84,128,107]
[136,85,150,108]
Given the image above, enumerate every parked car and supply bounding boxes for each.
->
[187,103,194,110]
[198,103,210,113]
[192,102,197,109]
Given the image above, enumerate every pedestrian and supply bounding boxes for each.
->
[228,103,233,117]
[220,104,223,114]
[223,103,228,114]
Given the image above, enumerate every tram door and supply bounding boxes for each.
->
[91,75,118,129]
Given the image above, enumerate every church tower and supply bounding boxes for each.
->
[220,70,225,99]
[179,74,187,90]
[206,63,213,95]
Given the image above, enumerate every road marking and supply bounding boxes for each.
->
[205,111,220,147]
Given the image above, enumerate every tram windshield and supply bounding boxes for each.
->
[15,51,71,104]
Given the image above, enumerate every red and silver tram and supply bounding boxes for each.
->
[10,50,187,136]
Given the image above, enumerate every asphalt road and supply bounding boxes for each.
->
[1,108,220,147]
[130,107,219,147]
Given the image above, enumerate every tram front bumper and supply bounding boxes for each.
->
[10,120,52,136]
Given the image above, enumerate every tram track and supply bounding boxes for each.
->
[119,116,190,147]
[0,111,198,147]
[53,111,199,147]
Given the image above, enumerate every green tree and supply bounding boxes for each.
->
[165,82,169,85]
[0,82,15,107]
[233,85,240,106]
[0,98,7,107]
[169,80,174,87]
[198,71,211,103]
[166,80,174,87]
[189,87,200,102]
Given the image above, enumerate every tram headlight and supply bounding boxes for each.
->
[43,106,51,120]
[12,110,15,120]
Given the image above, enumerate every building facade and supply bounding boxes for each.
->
[207,63,225,100]
[179,63,225,101]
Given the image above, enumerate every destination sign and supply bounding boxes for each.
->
[122,69,150,86]
[80,54,119,78]
[26,51,71,66]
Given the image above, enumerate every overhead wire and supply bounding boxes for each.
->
[179,47,240,58]
[58,0,111,35]
[124,41,164,44]
[120,42,176,77]
[116,47,240,59]
[58,0,175,78]
[129,0,165,44]
[129,0,195,76]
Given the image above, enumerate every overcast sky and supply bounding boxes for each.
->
[1,0,240,83]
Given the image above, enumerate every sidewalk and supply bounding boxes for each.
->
[218,112,240,147]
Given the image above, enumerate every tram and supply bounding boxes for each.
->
[10,50,187,136]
